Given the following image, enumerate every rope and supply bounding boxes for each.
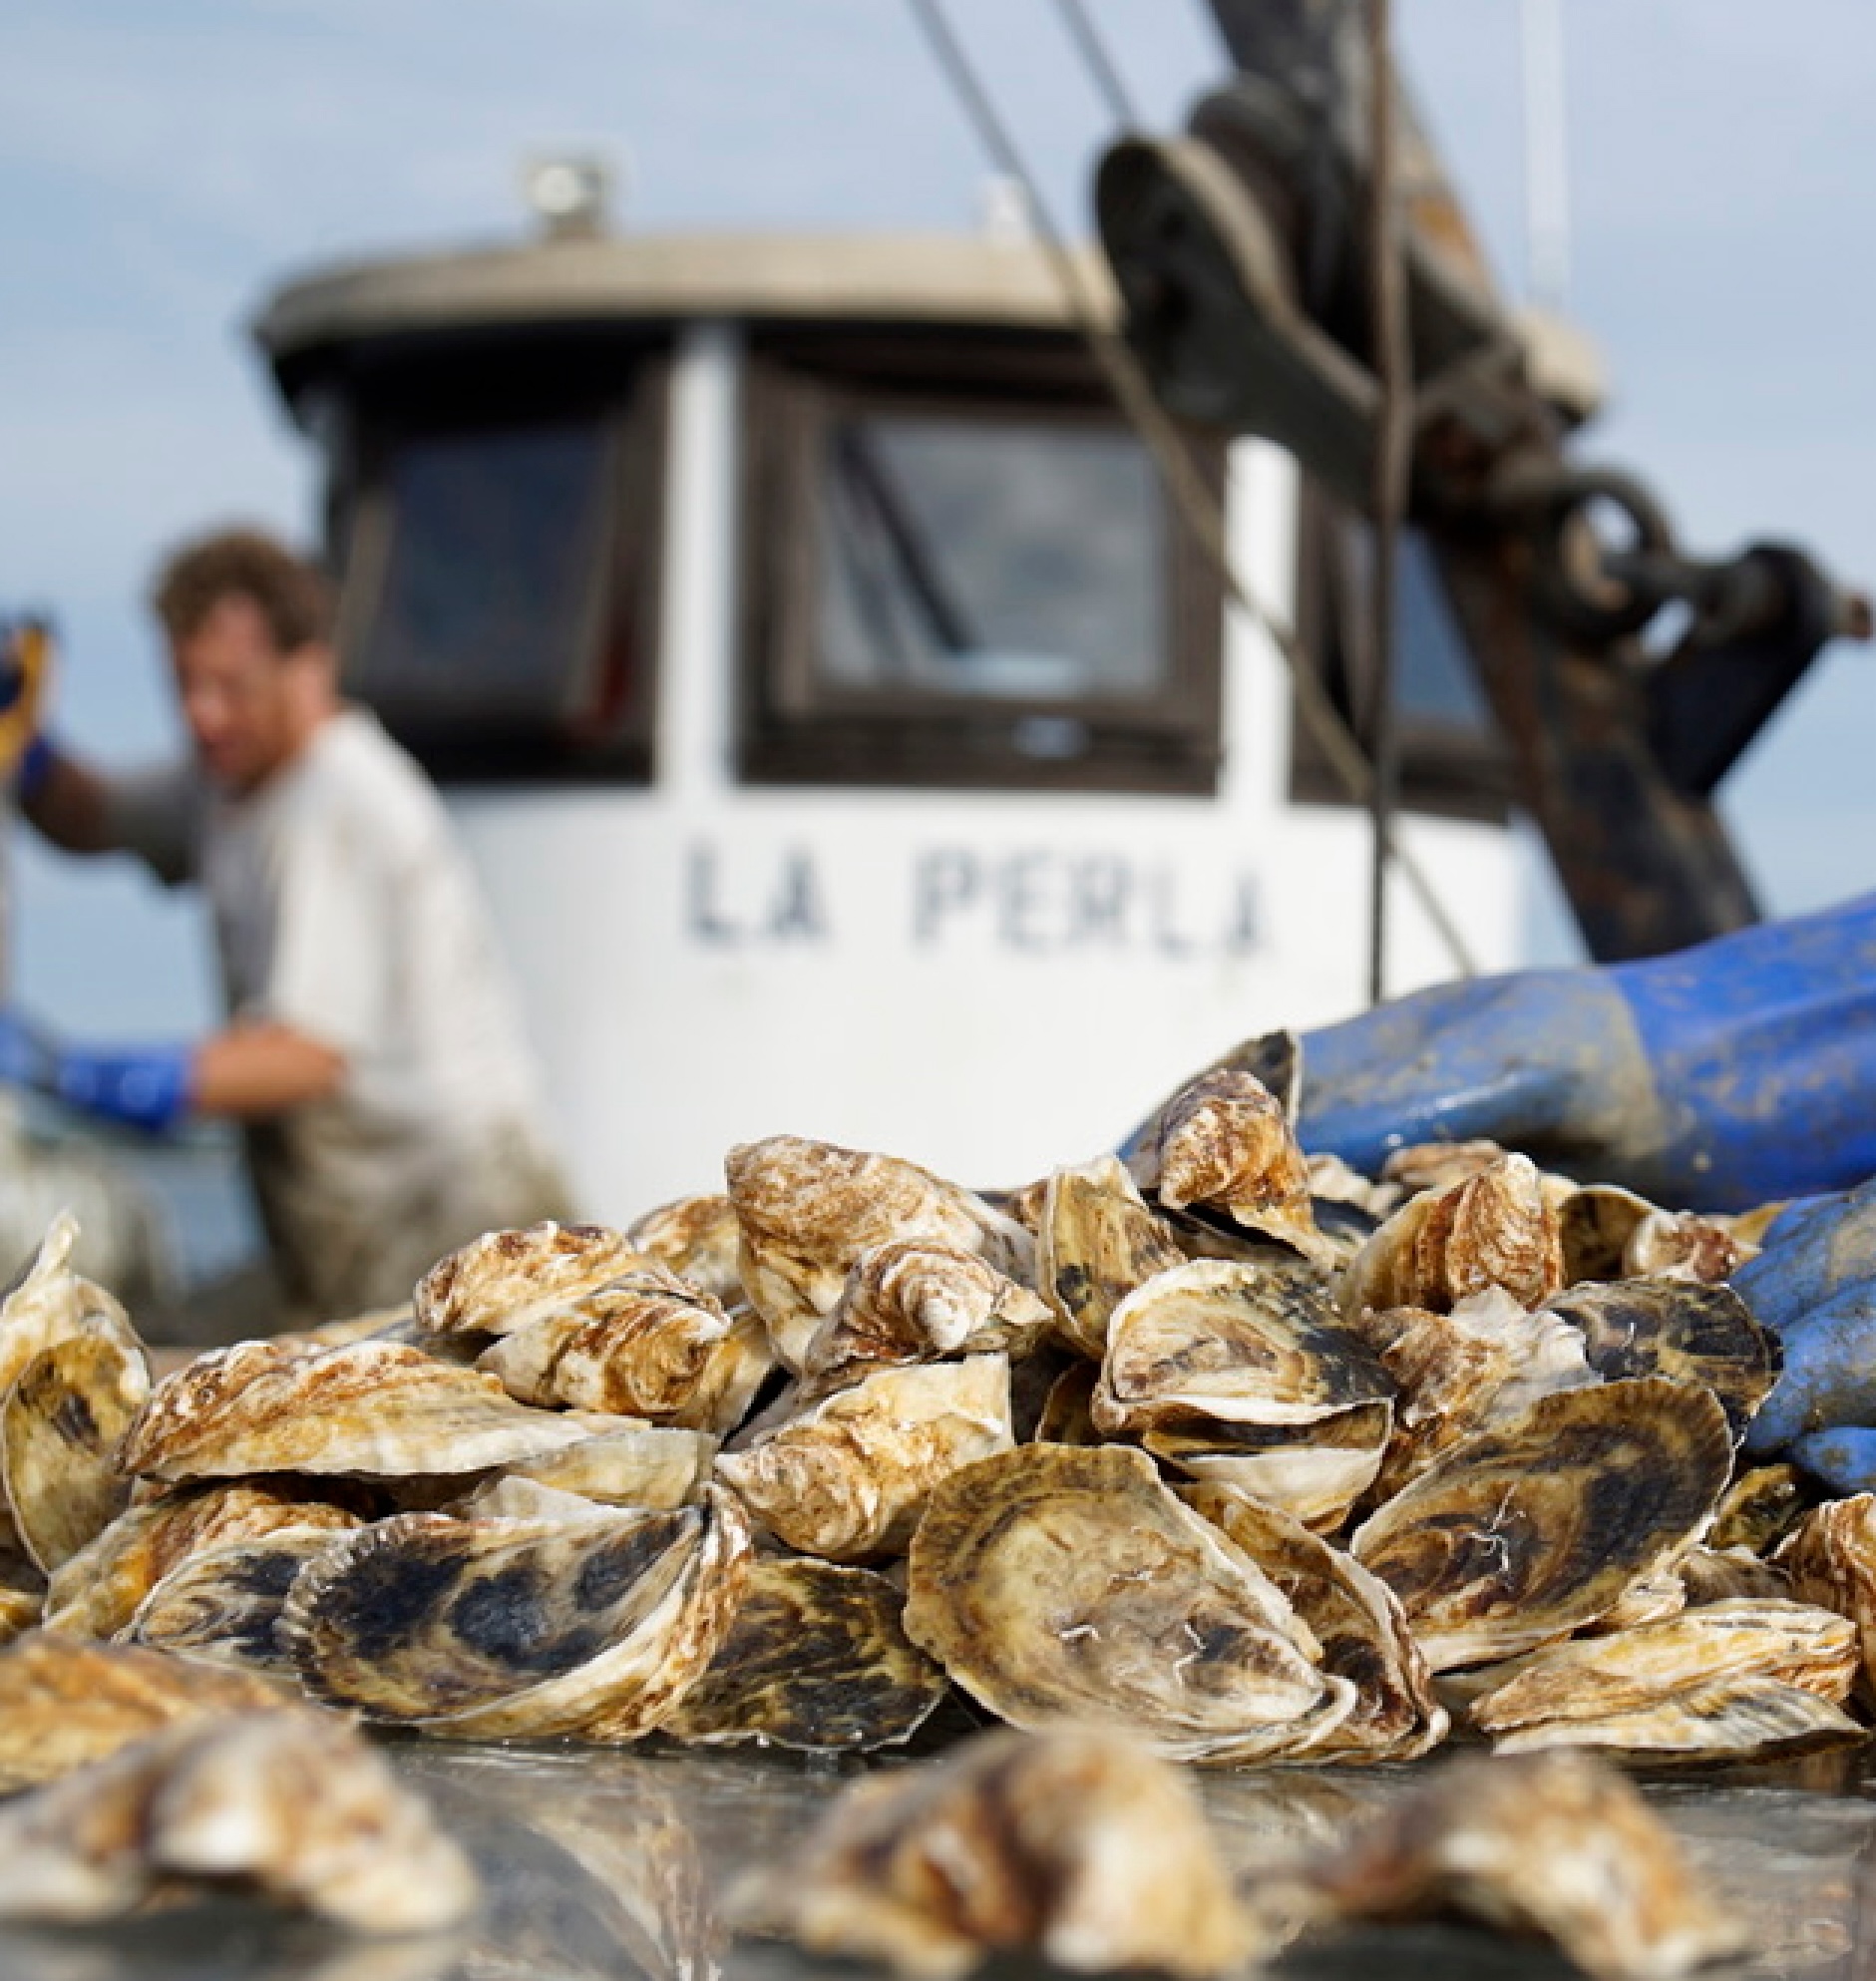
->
[904,0,1479,978]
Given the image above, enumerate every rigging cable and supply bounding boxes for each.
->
[907,0,1477,979]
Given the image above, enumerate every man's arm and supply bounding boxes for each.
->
[191,1022,346,1118]
[19,750,118,855]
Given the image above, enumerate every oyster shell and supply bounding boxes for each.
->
[0,1549,42,1645]
[1544,1279,1780,1441]
[726,1136,1033,1374]
[1361,1287,1600,1499]
[1625,1208,1757,1284]
[501,1421,716,1509]
[799,1240,1051,1387]
[1559,1182,1658,1285]
[1350,1377,1733,1671]
[1777,1494,1876,1690]
[626,1192,745,1306]
[477,1267,771,1432]
[1341,1152,1566,1318]
[1709,1462,1807,1554]
[1143,1401,1392,1534]
[1033,1360,1101,1445]
[1468,1597,1858,1745]
[1379,1138,1514,1196]
[904,1442,1354,1764]
[1288,1750,1745,1980]
[1679,1544,1790,1605]
[663,1556,946,1752]
[0,1633,285,1791]
[738,1726,1261,1980]
[0,1709,478,1933]
[44,1479,365,1640]
[2,1331,151,1571]
[121,1337,591,1482]
[282,1486,751,1740]
[128,1526,349,1675]
[1306,1151,1402,1220]
[1486,1675,1863,1762]
[0,1212,140,1399]
[1094,1258,1391,1437]
[1182,1482,1446,1760]
[1035,1155,1187,1361]
[414,1219,650,1340]
[715,1355,1012,1562]
[1127,1068,1332,1268]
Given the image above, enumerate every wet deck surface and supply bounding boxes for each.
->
[1,1738,1873,1980]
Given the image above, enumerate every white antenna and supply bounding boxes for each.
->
[1520,0,1571,310]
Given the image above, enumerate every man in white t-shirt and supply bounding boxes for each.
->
[10,528,571,1322]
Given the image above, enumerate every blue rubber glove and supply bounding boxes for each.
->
[1298,893,1876,1214]
[0,1010,192,1135]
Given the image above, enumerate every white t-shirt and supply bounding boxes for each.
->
[104,709,568,1316]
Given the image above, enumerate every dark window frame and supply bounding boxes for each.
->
[737,334,1226,795]
[1288,481,1513,823]
[330,345,669,785]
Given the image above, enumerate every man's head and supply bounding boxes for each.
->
[151,529,338,794]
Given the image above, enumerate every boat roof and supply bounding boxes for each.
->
[253,229,1117,359]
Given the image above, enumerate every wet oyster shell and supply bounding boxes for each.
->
[477,1268,771,1433]
[0,1633,285,1791]
[0,1709,478,1933]
[128,1526,350,1676]
[663,1556,946,1753]
[1128,1069,1331,1268]
[44,1479,365,1640]
[1777,1494,1876,1690]
[1544,1279,1780,1442]
[500,1422,716,1509]
[626,1192,745,1306]
[414,1220,651,1340]
[726,1137,1033,1374]
[904,1442,1354,1764]
[1341,1152,1566,1318]
[2,1332,151,1572]
[1289,1750,1745,1980]
[1094,1258,1392,1435]
[799,1240,1051,1388]
[1036,1155,1187,1362]
[738,1726,1261,1980]
[1182,1482,1446,1760]
[281,1486,752,1740]
[1468,1597,1858,1744]
[1350,1377,1733,1671]
[121,1337,591,1482]
[715,1355,1012,1562]
[1143,1400,1392,1533]
[1361,1287,1600,1499]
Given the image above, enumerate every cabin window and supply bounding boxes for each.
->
[1289,485,1512,821]
[330,351,664,783]
[740,347,1222,792]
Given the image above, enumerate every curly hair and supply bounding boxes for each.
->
[150,528,333,653]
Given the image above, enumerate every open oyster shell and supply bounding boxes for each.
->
[281,1486,752,1741]
[415,1220,651,1340]
[1284,1750,1745,1980]
[2,1331,151,1572]
[0,1708,478,1933]
[1341,1153,1566,1318]
[1544,1279,1780,1442]
[736,1726,1261,1980]
[726,1136,1033,1374]
[798,1240,1050,1388]
[477,1267,771,1432]
[1182,1482,1446,1760]
[626,1192,745,1307]
[715,1355,1012,1562]
[1350,1377,1733,1671]
[663,1556,946,1753]
[1036,1155,1187,1362]
[121,1337,590,1482]
[1144,1400,1392,1533]
[1094,1258,1392,1435]
[904,1442,1354,1764]
[0,1633,286,1791]
[1127,1068,1331,1268]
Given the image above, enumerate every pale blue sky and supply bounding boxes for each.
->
[3,0,1874,1038]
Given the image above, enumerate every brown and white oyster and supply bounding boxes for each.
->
[1777,1493,1876,1690]
[1144,1400,1393,1533]
[2,1332,151,1571]
[626,1192,745,1306]
[1036,1155,1189,1362]
[414,1219,650,1340]
[1350,1377,1732,1671]
[499,1420,717,1508]
[905,1442,1353,1763]
[127,1527,351,1676]
[737,1726,1261,1979]
[715,1355,1012,1561]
